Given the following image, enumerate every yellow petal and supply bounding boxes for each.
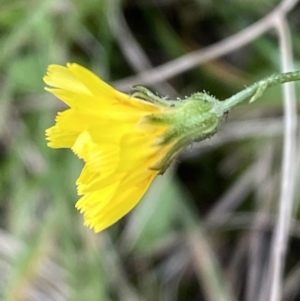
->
[44,64,162,113]
[45,87,103,109]
[44,63,172,232]
[76,180,120,212]
[67,63,123,98]
[78,171,157,232]
[46,125,78,148]
[76,165,124,195]
[72,131,119,173]
[44,65,91,96]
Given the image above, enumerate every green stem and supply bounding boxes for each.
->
[220,70,300,112]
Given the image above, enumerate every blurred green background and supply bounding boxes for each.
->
[1,0,300,300]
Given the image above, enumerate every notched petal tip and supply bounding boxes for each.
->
[43,63,91,96]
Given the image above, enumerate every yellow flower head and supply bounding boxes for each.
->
[44,63,223,232]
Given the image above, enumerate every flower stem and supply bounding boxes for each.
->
[220,70,300,112]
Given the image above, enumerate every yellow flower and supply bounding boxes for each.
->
[44,63,225,232]
[45,64,300,233]
[44,63,175,232]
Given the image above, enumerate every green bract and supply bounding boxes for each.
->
[133,70,300,173]
[134,88,224,173]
